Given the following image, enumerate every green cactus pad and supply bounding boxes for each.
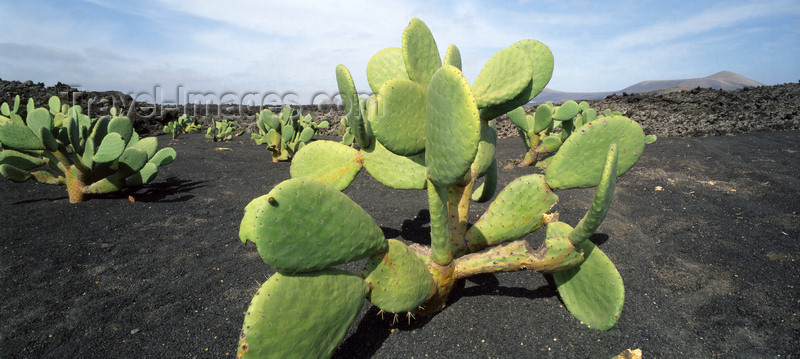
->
[290,140,362,191]
[108,116,134,144]
[149,147,176,167]
[534,105,553,133]
[466,174,558,249]
[553,101,580,121]
[508,107,529,131]
[0,150,46,170]
[0,122,45,150]
[443,44,462,70]
[0,164,32,182]
[126,162,158,186]
[38,127,58,152]
[363,239,436,313]
[238,269,367,359]
[362,140,426,190]
[93,132,125,164]
[553,240,624,331]
[540,135,562,153]
[117,147,149,178]
[132,137,158,159]
[425,65,481,187]
[471,158,497,203]
[545,116,645,189]
[372,78,427,156]
[367,47,410,93]
[509,39,554,100]
[298,127,314,143]
[645,134,657,144]
[472,47,533,109]
[470,120,497,177]
[402,18,442,88]
[81,137,96,169]
[336,64,358,112]
[546,221,574,238]
[26,108,53,136]
[568,143,618,246]
[239,178,387,273]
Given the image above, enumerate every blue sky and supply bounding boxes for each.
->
[1,0,798,105]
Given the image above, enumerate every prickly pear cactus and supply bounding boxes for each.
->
[251,105,328,162]
[237,18,652,358]
[163,114,200,139]
[0,96,176,203]
[205,118,242,142]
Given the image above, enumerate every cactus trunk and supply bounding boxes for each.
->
[64,166,87,203]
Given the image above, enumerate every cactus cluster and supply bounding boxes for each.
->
[205,118,242,142]
[236,18,654,358]
[0,96,176,203]
[163,114,201,139]
[509,103,658,167]
[250,105,329,162]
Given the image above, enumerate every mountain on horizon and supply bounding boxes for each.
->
[529,71,763,105]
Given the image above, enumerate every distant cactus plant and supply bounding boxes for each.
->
[336,116,356,147]
[250,105,329,162]
[163,114,200,139]
[0,96,176,203]
[205,118,242,142]
[508,101,656,168]
[237,18,651,358]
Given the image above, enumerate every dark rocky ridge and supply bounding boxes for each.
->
[2,78,799,139]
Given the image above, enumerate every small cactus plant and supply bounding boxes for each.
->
[250,105,329,162]
[205,118,242,142]
[237,18,651,358]
[163,114,200,139]
[507,101,656,168]
[0,96,176,203]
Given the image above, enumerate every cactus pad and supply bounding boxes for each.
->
[510,39,554,99]
[362,140,426,189]
[372,78,427,156]
[290,140,363,191]
[238,269,367,358]
[466,174,558,250]
[443,44,462,70]
[0,122,45,150]
[367,47,410,93]
[553,240,624,331]
[569,143,618,246]
[471,47,533,109]
[402,18,441,88]
[545,116,644,189]
[363,239,436,313]
[425,65,481,187]
[239,178,387,273]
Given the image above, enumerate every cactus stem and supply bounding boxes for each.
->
[414,261,455,316]
[64,166,88,203]
[446,181,471,257]
[454,238,585,278]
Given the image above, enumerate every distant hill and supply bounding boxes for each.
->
[529,71,763,105]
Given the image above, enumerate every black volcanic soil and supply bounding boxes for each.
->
[1,80,799,358]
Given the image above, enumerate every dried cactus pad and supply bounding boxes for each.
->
[290,140,362,191]
[425,65,481,187]
[238,269,367,359]
[239,178,387,273]
[545,116,644,189]
[363,239,436,313]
